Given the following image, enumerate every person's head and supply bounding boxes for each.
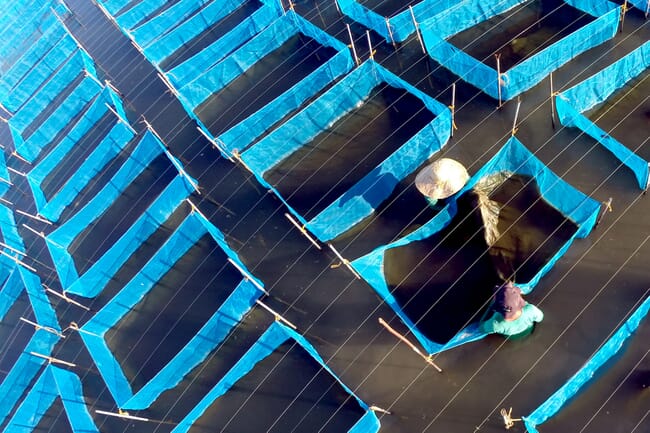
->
[494,281,525,320]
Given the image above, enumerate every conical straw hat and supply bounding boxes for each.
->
[415,158,469,200]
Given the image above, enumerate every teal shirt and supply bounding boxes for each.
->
[481,303,544,337]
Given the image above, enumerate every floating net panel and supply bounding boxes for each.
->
[173,322,380,433]
[421,0,621,100]
[242,60,451,241]
[2,366,99,433]
[8,49,103,163]
[81,210,265,410]
[45,131,196,297]
[336,0,455,43]
[26,86,135,223]
[556,41,650,190]
[0,0,71,73]
[524,295,650,433]
[352,137,601,354]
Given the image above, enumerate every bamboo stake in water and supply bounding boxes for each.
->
[346,24,360,66]
[385,18,397,50]
[409,6,426,54]
[11,151,31,165]
[620,0,628,32]
[96,410,149,422]
[511,96,521,136]
[285,213,321,250]
[378,318,443,372]
[0,250,38,273]
[43,284,91,311]
[20,317,64,338]
[15,209,52,225]
[366,31,375,60]
[327,243,360,279]
[227,258,269,295]
[256,299,297,329]
[450,83,457,137]
[30,352,76,367]
[496,54,503,108]
[549,72,556,129]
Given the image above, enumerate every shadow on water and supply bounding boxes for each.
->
[384,175,577,344]
[266,85,435,220]
[195,34,336,136]
[187,341,365,433]
[104,235,244,392]
[32,398,73,433]
[0,292,34,382]
[160,0,264,71]
[449,0,595,71]
[586,73,650,161]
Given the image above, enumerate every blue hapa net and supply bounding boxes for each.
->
[556,41,650,190]
[241,60,452,241]
[420,0,621,101]
[351,136,601,355]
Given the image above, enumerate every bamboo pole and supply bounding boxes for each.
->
[511,97,521,136]
[20,317,64,338]
[65,321,99,336]
[378,318,442,372]
[0,241,25,256]
[549,72,556,129]
[0,197,13,206]
[43,284,91,311]
[620,0,628,32]
[285,213,321,250]
[334,0,341,14]
[409,6,426,54]
[105,103,136,134]
[366,31,375,60]
[385,18,397,50]
[0,250,38,273]
[30,352,76,367]
[327,243,360,279]
[450,83,457,137]
[227,258,269,295]
[11,151,31,165]
[496,54,503,108]
[369,406,392,415]
[15,209,52,225]
[95,410,149,422]
[7,166,26,177]
[255,299,297,329]
[196,126,234,162]
[346,24,360,66]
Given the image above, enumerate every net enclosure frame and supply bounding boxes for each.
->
[172,321,381,433]
[351,136,601,355]
[0,205,61,427]
[25,85,136,223]
[336,0,455,43]
[241,60,452,242]
[2,365,100,433]
[44,131,197,298]
[556,41,650,191]
[80,208,266,410]
[523,294,650,432]
[420,0,621,101]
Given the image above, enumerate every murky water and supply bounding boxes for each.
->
[384,175,577,344]
[266,85,435,219]
[196,34,336,136]
[0,292,33,382]
[450,0,595,70]
[32,398,73,433]
[187,341,365,433]
[359,0,412,17]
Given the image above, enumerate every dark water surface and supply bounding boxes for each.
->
[266,85,435,219]
[359,0,413,17]
[0,292,33,383]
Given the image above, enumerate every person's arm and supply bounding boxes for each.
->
[526,304,544,323]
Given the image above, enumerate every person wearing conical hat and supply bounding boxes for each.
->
[415,158,469,208]
[481,281,544,337]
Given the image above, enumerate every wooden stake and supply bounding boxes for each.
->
[378,318,442,372]
[500,407,521,429]
[43,284,91,311]
[366,31,375,60]
[105,103,136,134]
[96,410,149,422]
[255,299,297,329]
[285,213,321,250]
[385,18,397,50]
[496,54,503,108]
[0,197,13,206]
[0,250,38,273]
[0,177,13,186]
[20,317,64,338]
[84,69,103,87]
[334,0,341,15]
[0,241,25,256]
[327,243,360,279]
[450,83,457,137]
[11,151,31,165]
[596,197,613,226]
[550,72,556,129]
[15,209,52,225]
[30,352,76,367]
[369,406,392,415]
[65,321,99,336]
[227,258,269,295]
[157,72,179,97]
[7,166,26,177]
[104,80,123,97]
[22,224,64,249]
[196,126,234,162]
[511,96,521,136]
[620,0,628,32]
[645,0,649,18]
[346,24,360,66]
[409,6,426,54]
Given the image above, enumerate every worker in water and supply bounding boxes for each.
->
[481,281,544,337]
[415,158,469,208]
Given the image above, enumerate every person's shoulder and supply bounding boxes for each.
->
[524,303,544,321]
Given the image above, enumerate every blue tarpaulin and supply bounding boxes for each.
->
[172,321,380,433]
[556,41,650,190]
[242,60,452,241]
[523,295,650,432]
[421,0,621,100]
[81,210,265,409]
[26,86,135,222]
[352,136,601,354]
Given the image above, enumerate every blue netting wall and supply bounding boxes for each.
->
[556,41,650,190]
[100,0,132,16]
[0,152,9,199]
[3,366,99,433]
[155,0,284,74]
[0,265,61,426]
[0,25,72,114]
[242,60,452,241]
[173,11,353,156]
[421,0,621,100]
[352,136,601,354]
[628,0,649,11]
[0,1,71,73]
[81,211,264,409]
[9,50,103,163]
[173,321,380,433]
[336,0,456,43]
[523,294,650,432]
[45,131,195,297]
[0,205,26,275]
[26,87,135,222]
